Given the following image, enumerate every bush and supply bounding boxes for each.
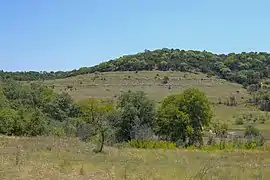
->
[45,120,66,137]
[0,108,18,135]
[235,117,244,125]
[244,139,258,149]
[128,140,176,149]
[244,125,260,137]
[207,135,216,146]
[24,110,48,136]
[76,122,96,142]
[162,76,169,84]
[63,118,85,137]
[67,85,73,89]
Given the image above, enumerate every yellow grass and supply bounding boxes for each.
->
[1,136,270,180]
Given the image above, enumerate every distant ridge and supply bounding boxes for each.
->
[1,48,269,87]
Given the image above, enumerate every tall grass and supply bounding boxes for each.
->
[1,136,270,179]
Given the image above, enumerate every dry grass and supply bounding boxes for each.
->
[1,136,270,180]
[42,71,247,103]
[11,71,270,179]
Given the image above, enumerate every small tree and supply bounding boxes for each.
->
[155,88,213,146]
[78,98,115,153]
[0,108,18,135]
[244,125,265,147]
[212,121,228,149]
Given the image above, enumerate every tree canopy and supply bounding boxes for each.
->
[1,49,269,87]
[115,91,156,142]
[155,88,213,146]
[0,79,79,136]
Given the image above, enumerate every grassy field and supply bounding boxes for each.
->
[42,71,247,102]
[1,136,270,180]
[40,71,270,136]
[4,71,270,179]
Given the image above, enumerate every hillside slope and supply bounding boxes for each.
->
[40,71,264,128]
[2,49,270,87]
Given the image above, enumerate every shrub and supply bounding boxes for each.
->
[67,85,73,89]
[235,117,244,125]
[207,135,216,146]
[63,118,85,137]
[128,140,176,149]
[46,121,66,137]
[162,76,169,84]
[0,108,18,135]
[244,125,260,137]
[186,145,196,150]
[244,139,258,149]
[243,125,265,148]
[24,110,48,136]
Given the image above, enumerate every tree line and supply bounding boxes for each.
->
[1,49,269,87]
[0,80,211,145]
[0,80,265,151]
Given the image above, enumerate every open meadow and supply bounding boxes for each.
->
[2,71,269,180]
[1,136,270,180]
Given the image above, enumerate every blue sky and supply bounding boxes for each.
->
[1,0,270,71]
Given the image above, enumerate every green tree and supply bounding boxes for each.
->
[155,88,213,146]
[0,80,81,137]
[78,98,115,152]
[44,92,79,121]
[0,89,9,108]
[24,109,48,136]
[0,108,18,135]
[115,91,156,142]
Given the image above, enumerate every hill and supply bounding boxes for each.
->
[1,49,270,88]
[1,49,270,137]
[8,48,265,138]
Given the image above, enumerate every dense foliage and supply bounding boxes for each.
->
[114,91,156,142]
[0,79,265,150]
[155,88,213,146]
[1,49,269,87]
[0,79,80,136]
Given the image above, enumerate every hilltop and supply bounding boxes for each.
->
[1,49,269,88]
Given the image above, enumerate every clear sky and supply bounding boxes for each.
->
[1,0,270,71]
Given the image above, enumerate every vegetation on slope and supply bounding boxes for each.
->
[1,49,270,87]
[0,49,269,154]
[0,79,266,152]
